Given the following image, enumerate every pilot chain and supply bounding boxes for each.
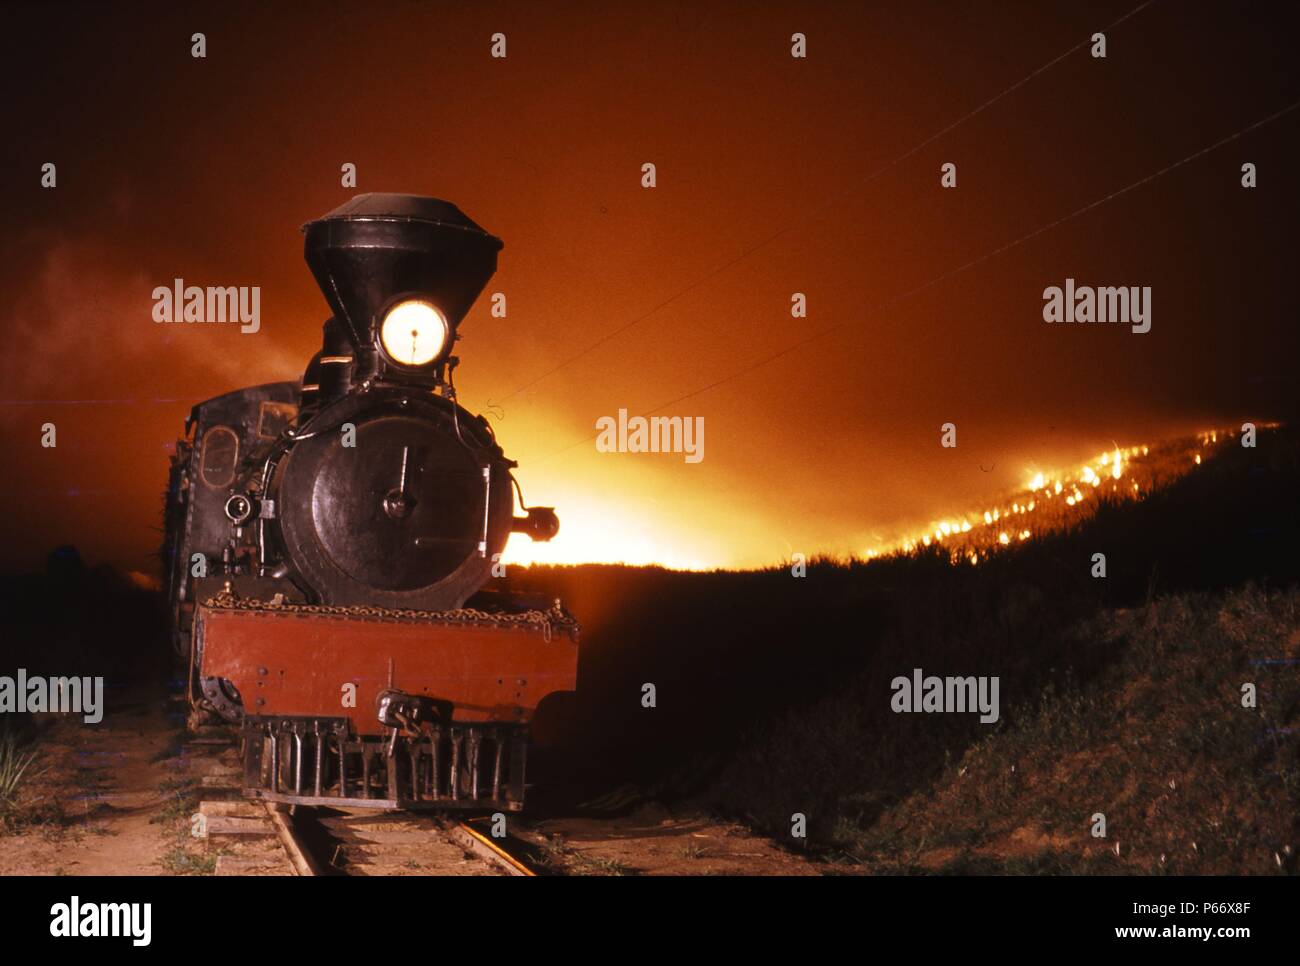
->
[202,589,578,642]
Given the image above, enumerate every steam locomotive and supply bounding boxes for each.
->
[163,194,578,810]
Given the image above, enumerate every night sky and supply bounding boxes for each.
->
[2,0,1296,572]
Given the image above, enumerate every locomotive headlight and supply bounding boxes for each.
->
[379,299,448,367]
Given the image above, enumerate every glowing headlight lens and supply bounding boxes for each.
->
[380,299,448,366]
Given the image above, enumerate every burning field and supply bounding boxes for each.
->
[875,427,1258,564]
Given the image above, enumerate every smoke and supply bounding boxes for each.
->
[0,237,300,423]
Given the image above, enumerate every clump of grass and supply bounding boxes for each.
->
[536,834,572,869]
[569,853,632,876]
[152,775,221,875]
[0,726,44,829]
[0,731,39,805]
[7,799,69,835]
[536,834,633,875]
[151,776,200,824]
[160,846,217,875]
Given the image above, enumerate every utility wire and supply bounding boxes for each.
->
[493,0,1158,406]
[531,95,1300,464]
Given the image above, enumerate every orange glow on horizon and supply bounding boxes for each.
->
[498,426,1242,572]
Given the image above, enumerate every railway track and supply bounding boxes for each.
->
[185,725,547,876]
[269,804,546,876]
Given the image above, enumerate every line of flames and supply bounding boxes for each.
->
[859,428,1246,566]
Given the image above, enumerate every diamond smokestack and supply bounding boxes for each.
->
[302,193,503,353]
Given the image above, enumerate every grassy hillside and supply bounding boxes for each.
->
[832,586,1299,874]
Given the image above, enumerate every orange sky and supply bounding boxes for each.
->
[1,1,1296,573]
